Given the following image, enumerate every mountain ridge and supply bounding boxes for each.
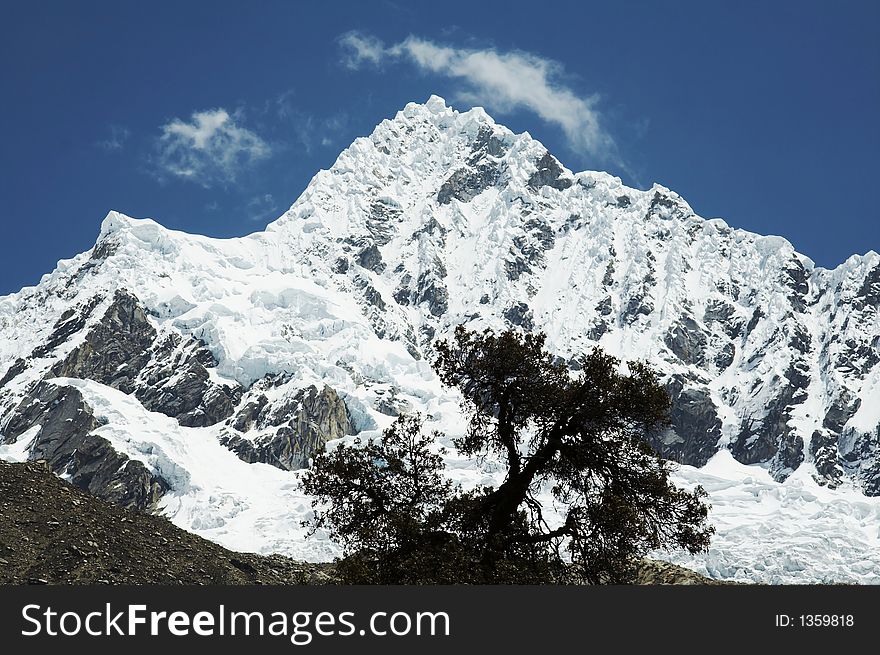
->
[1,96,879,583]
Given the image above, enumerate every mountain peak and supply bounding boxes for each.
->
[2,98,880,585]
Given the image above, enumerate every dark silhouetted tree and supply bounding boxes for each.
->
[303,326,713,583]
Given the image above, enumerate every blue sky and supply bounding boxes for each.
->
[1,0,878,295]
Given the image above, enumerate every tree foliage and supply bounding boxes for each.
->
[303,326,714,583]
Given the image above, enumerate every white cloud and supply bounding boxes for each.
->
[154,109,270,187]
[338,31,386,69]
[97,125,130,151]
[340,32,619,163]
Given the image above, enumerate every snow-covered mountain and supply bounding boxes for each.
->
[1,97,879,583]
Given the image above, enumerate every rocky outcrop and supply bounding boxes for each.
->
[50,289,155,392]
[665,317,708,367]
[437,126,508,204]
[503,302,534,331]
[46,289,240,427]
[839,425,880,496]
[528,152,572,191]
[647,376,721,466]
[2,382,168,511]
[437,165,502,204]
[221,384,354,470]
[134,331,241,427]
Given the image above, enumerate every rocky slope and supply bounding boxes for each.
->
[0,460,333,584]
[0,97,878,582]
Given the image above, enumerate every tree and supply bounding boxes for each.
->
[302,414,481,583]
[303,326,714,583]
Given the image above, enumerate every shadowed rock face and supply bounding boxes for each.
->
[730,363,809,481]
[437,165,503,205]
[3,382,169,511]
[665,317,707,367]
[437,126,509,205]
[47,289,242,427]
[647,376,721,467]
[50,289,155,392]
[221,384,354,470]
[134,331,242,427]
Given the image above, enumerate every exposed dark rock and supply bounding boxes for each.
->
[602,262,615,287]
[839,425,880,495]
[783,258,810,313]
[32,294,105,359]
[503,302,534,331]
[357,243,385,273]
[621,294,653,324]
[615,195,631,208]
[393,287,412,306]
[730,423,778,465]
[837,337,880,376]
[645,191,691,221]
[3,382,168,511]
[586,320,609,341]
[413,216,448,239]
[507,218,555,281]
[437,160,503,204]
[0,358,27,389]
[646,376,721,467]
[333,257,349,273]
[417,272,448,317]
[353,275,386,311]
[703,299,739,337]
[730,366,809,478]
[769,433,804,480]
[854,263,880,309]
[787,322,811,355]
[596,297,613,316]
[528,152,572,191]
[713,341,736,371]
[49,289,155,393]
[230,394,270,432]
[374,388,413,417]
[91,237,119,261]
[366,200,401,246]
[744,307,764,339]
[39,290,241,428]
[648,191,675,212]
[222,385,354,470]
[664,317,707,367]
[504,251,532,281]
[823,391,861,434]
[810,431,843,488]
[467,126,508,162]
[133,331,241,427]
[70,238,120,282]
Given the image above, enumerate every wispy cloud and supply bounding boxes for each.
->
[153,108,270,187]
[272,89,348,154]
[339,32,386,70]
[245,193,279,223]
[293,113,348,154]
[338,32,620,164]
[97,125,131,152]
